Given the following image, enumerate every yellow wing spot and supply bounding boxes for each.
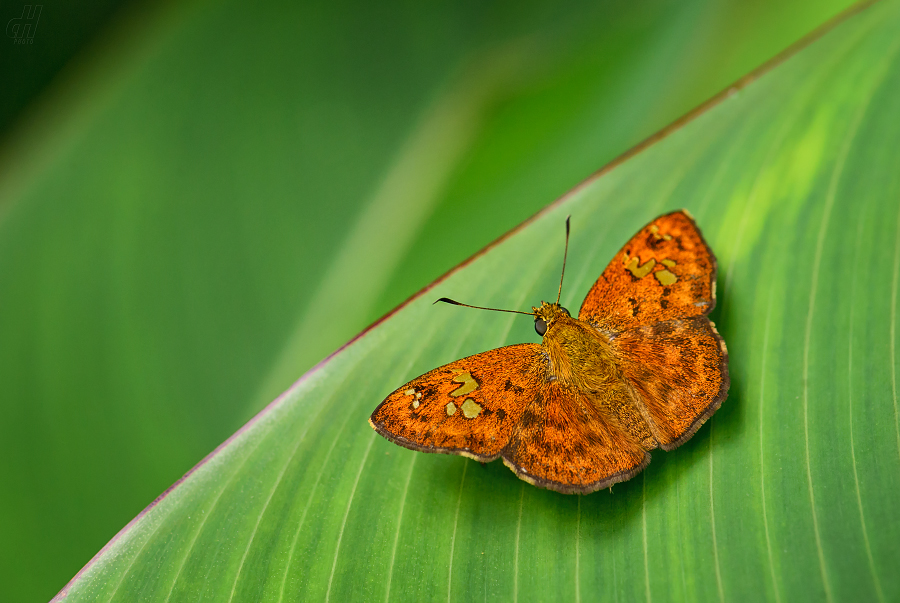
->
[649,224,672,241]
[412,399,420,409]
[461,398,483,419]
[655,269,677,286]
[404,388,416,396]
[450,372,478,397]
[625,256,656,278]
[445,402,457,416]
[661,259,676,268]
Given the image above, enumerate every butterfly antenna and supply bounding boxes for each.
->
[556,215,571,305]
[434,298,535,316]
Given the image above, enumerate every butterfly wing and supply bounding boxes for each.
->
[372,343,654,493]
[578,210,729,450]
[501,381,650,494]
[579,210,717,333]
[609,316,729,450]
[369,344,544,461]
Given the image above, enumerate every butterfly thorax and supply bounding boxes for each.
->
[535,303,622,393]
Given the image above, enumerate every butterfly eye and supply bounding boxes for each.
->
[535,318,547,336]
[561,307,570,316]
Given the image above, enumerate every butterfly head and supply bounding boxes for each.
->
[532,301,571,336]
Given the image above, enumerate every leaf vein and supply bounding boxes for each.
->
[325,432,377,602]
[759,287,781,603]
[446,461,468,603]
[227,419,311,603]
[384,454,417,603]
[802,57,886,603]
[849,210,886,603]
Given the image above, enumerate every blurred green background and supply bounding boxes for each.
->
[0,0,855,600]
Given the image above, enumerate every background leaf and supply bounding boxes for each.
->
[53,0,900,600]
[0,0,864,599]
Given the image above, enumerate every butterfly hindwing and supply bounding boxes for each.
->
[610,316,729,450]
[501,382,650,493]
[578,210,717,332]
[369,344,543,461]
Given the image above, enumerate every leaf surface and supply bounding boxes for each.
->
[2,2,863,599]
[56,1,900,601]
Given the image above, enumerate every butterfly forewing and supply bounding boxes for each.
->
[579,210,717,332]
[369,344,543,460]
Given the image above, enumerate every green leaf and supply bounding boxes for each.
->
[1,2,861,599]
[55,1,900,601]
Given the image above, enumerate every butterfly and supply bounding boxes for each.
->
[369,210,729,494]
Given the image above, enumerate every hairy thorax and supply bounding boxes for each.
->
[533,303,621,393]
[543,315,620,392]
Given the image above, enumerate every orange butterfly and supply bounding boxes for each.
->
[369,210,729,494]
